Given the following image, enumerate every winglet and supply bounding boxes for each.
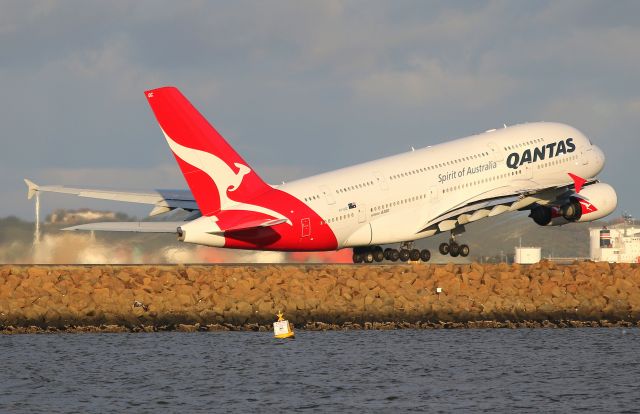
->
[568,173,587,193]
[24,179,39,200]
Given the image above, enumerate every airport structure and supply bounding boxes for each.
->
[590,220,640,263]
[514,247,542,264]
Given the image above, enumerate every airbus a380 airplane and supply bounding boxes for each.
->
[25,86,617,263]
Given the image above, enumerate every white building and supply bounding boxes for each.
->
[590,223,640,263]
[514,247,541,264]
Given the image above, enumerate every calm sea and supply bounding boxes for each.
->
[1,329,638,413]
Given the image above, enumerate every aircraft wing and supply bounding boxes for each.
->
[24,179,198,216]
[417,179,597,235]
[64,217,287,234]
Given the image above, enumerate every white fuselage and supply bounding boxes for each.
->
[280,122,604,248]
[37,87,612,255]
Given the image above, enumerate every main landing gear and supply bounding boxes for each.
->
[352,243,431,264]
[438,235,470,258]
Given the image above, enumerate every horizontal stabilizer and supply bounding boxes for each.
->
[22,181,198,215]
[63,222,184,233]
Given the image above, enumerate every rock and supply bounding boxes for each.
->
[185,268,200,282]
[91,287,111,305]
[235,301,253,315]
[0,263,637,331]
[115,271,132,284]
[27,267,48,278]
[176,323,198,332]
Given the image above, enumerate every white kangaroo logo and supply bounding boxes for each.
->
[162,129,291,225]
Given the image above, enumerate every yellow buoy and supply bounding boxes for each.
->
[273,310,295,339]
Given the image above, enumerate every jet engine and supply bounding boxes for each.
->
[530,182,617,226]
[529,204,568,226]
[176,217,227,247]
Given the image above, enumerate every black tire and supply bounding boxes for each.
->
[383,248,393,260]
[449,242,460,257]
[373,249,384,262]
[353,252,363,263]
[460,244,470,257]
[420,249,431,262]
[399,249,410,262]
[364,252,374,263]
[439,242,450,255]
[409,249,420,261]
[390,249,400,262]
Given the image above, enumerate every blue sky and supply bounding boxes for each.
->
[1,1,638,220]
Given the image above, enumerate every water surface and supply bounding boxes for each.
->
[1,329,638,413]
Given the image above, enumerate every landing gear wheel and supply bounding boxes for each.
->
[383,248,393,260]
[389,249,400,262]
[373,249,384,262]
[409,249,420,261]
[399,249,410,262]
[460,244,470,257]
[353,252,363,263]
[449,242,460,257]
[439,242,450,255]
[363,251,374,263]
[420,249,431,262]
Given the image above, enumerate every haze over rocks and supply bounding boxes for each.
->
[1,261,639,333]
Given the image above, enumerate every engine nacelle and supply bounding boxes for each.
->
[529,205,569,226]
[530,182,617,226]
[563,182,617,222]
[177,216,226,247]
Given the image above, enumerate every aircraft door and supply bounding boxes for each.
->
[374,171,389,190]
[319,185,336,205]
[357,204,367,223]
[429,185,441,202]
[301,218,311,237]
[581,148,591,165]
[487,142,504,162]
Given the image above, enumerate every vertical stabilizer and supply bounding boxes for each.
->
[144,87,271,216]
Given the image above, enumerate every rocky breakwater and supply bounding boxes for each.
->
[1,261,639,332]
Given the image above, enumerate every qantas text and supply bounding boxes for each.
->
[506,138,576,170]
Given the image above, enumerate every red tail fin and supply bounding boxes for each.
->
[145,87,271,216]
